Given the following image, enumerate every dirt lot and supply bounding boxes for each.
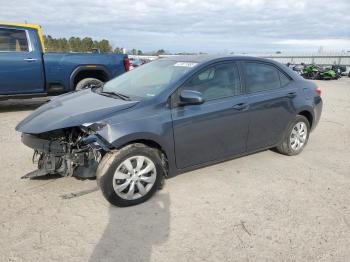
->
[0,78,349,262]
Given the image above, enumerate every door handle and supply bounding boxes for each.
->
[286,92,296,98]
[24,58,38,62]
[232,103,249,111]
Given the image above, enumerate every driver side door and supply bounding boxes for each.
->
[171,62,250,169]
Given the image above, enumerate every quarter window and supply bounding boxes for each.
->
[244,62,289,93]
[280,72,291,87]
[181,62,241,101]
[0,28,29,52]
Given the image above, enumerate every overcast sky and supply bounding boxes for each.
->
[1,0,350,53]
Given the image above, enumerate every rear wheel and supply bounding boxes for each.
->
[96,143,164,207]
[75,78,103,90]
[276,115,310,156]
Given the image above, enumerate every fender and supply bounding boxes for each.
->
[69,65,111,90]
[108,132,177,176]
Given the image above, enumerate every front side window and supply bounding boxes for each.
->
[244,62,286,93]
[181,62,241,101]
[0,28,29,52]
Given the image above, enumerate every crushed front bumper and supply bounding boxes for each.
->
[21,133,66,154]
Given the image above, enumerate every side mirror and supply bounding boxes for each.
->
[179,90,204,106]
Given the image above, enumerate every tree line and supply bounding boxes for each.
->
[43,35,113,53]
[43,35,203,55]
[43,35,152,54]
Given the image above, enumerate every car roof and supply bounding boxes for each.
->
[161,54,276,64]
[160,54,303,81]
[0,22,41,30]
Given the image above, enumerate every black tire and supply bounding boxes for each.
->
[276,115,310,156]
[75,78,103,90]
[96,143,164,207]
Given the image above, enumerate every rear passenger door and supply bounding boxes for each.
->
[0,27,44,95]
[242,61,296,151]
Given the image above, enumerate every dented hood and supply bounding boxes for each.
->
[16,89,138,134]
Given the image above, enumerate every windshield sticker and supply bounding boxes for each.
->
[174,62,198,67]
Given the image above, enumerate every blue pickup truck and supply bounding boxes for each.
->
[0,23,130,99]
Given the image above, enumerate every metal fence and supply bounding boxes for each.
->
[130,52,350,68]
[259,53,350,67]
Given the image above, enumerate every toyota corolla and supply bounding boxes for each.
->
[16,55,323,207]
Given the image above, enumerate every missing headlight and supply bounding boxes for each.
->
[81,121,107,132]
[21,126,110,179]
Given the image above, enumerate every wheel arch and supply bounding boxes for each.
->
[297,109,314,129]
[118,139,167,157]
[70,65,111,90]
[108,133,175,176]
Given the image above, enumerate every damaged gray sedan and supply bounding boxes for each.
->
[16,56,322,207]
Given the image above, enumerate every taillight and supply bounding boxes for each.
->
[315,87,321,96]
[123,57,130,71]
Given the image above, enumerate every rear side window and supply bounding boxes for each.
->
[181,62,241,101]
[0,28,29,52]
[280,72,291,87]
[244,62,290,93]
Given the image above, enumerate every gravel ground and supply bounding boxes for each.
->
[0,78,349,262]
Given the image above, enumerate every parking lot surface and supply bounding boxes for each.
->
[1,78,350,262]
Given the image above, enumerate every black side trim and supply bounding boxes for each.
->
[0,93,48,101]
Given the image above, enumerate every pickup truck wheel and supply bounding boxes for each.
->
[96,144,164,207]
[276,115,310,156]
[75,78,103,90]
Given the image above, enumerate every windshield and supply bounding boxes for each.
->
[102,59,197,100]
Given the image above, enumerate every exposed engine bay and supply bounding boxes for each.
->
[21,125,110,179]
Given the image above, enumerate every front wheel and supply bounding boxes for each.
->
[276,115,310,156]
[96,144,164,207]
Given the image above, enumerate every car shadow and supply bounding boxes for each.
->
[0,98,50,113]
[89,192,170,262]
[27,173,63,180]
